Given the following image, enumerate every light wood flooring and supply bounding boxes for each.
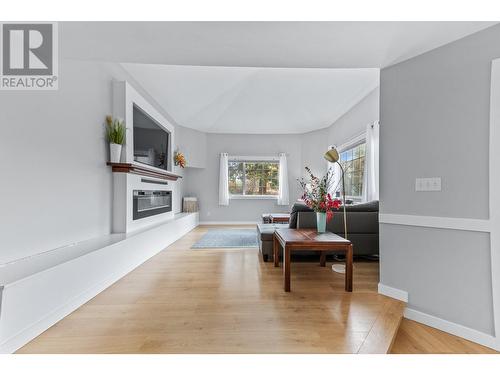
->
[17,225,398,354]
[17,225,497,354]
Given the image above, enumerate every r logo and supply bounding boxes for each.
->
[2,23,53,75]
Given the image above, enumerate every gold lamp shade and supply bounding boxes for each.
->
[324,148,340,163]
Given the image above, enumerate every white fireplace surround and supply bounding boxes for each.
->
[111,81,179,233]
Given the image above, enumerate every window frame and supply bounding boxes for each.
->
[228,156,280,200]
[331,133,367,203]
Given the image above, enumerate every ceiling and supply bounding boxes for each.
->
[62,21,497,134]
[122,64,379,134]
[62,22,496,68]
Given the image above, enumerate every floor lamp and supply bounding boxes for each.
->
[324,147,348,240]
[324,147,348,274]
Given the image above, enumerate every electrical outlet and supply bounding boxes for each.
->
[415,178,425,191]
[429,177,441,191]
[416,177,441,192]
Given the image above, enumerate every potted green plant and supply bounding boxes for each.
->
[298,167,341,233]
[105,115,126,163]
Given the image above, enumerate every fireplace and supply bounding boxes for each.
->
[133,190,172,220]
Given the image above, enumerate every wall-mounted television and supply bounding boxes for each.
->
[133,104,170,171]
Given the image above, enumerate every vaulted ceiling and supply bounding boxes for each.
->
[121,64,379,134]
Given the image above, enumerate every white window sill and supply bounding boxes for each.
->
[230,195,278,200]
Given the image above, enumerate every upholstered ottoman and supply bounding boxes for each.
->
[256,223,289,262]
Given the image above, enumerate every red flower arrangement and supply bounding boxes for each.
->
[298,167,342,222]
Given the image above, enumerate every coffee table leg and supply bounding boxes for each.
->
[284,245,291,292]
[273,235,279,267]
[345,244,353,292]
[320,251,326,267]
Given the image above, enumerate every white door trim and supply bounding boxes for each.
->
[489,58,500,348]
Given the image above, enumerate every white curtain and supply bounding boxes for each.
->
[277,153,289,205]
[328,160,342,199]
[219,153,229,206]
[362,121,380,202]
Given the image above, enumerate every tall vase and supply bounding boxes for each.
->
[316,212,326,233]
[109,143,122,163]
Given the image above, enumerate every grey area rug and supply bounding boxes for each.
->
[192,229,258,249]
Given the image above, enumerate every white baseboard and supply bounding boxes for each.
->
[378,283,409,302]
[199,221,258,225]
[378,283,500,351]
[404,308,499,351]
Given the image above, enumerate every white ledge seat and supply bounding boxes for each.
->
[0,212,199,354]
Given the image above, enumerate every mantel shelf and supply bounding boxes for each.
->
[106,162,182,181]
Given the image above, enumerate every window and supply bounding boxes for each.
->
[228,160,279,197]
[339,142,366,200]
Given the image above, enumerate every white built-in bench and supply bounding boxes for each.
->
[0,212,198,353]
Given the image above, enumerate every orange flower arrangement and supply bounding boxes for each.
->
[174,151,186,168]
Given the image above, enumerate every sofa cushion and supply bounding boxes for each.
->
[338,200,379,212]
[289,203,314,228]
[257,223,289,241]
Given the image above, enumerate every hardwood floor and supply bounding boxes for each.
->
[391,318,498,354]
[17,225,396,354]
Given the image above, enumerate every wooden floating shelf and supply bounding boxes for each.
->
[107,162,182,181]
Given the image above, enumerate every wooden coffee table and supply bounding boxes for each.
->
[273,228,353,292]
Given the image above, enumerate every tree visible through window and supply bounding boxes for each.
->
[339,143,365,199]
[228,160,279,196]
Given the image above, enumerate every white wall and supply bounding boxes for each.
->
[299,128,329,178]
[327,88,380,149]
[380,24,500,336]
[0,60,183,264]
[175,125,207,169]
[300,87,380,178]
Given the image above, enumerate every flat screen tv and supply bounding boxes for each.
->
[133,104,170,171]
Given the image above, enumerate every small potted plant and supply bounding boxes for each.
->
[105,115,125,163]
[298,167,341,233]
[174,151,186,168]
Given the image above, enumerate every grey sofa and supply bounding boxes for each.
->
[256,201,379,262]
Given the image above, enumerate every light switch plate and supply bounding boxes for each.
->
[415,177,441,192]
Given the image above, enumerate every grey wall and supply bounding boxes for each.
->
[0,59,183,264]
[381,225,493,334]
[380,24,500,334]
